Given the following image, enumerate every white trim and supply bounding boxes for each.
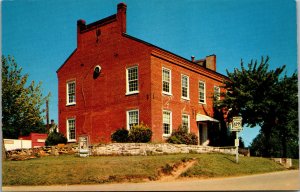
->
[181,74,190,100]
[126,109,139,130]
[66,118,76,142]
[182,114,190,133]
[199,80,206,104]
[162,67,172,95]
[162,110,172,137]
[126,66,139,95]
[66,81,76,106]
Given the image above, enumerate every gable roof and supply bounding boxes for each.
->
[57,14,227,80]
[122,33,227,80]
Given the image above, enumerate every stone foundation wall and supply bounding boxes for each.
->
[5,143,236,160]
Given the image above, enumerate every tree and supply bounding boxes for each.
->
[2,55,50,138]
[250,73,298,158]
[217,56,298,157]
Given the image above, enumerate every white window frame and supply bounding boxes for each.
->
[214,86,220,100]
[199,81,206,104]
[66,118,76,142]
[181,74,190,100]
[163,110,172,137]
[126,109,139,130]
[126,66,139,95]
[162,67,172,95]
[182,114,190,133]
[66,81,76,106]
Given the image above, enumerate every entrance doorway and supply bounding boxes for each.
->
[198,123,208,146]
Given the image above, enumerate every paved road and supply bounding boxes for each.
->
[3,170,299,191]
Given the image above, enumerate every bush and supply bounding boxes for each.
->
[45,131,67,146]
[111,124,152,143]
[128,123,152,143]
[167,125,198,145]
[111,128,129,143]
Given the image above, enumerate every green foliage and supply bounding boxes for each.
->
[2,55,50,138]
[218,56,298,157]
[111,124,152,143]
[128,123,152,143]
[45,131,68,146]
[167,125,198,145]
[111,128,129,143]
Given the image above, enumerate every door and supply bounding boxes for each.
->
[198,123,208,146]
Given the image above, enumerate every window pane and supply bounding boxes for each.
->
[182,115,189,130]
[162,69,170,93]
[128,110,138,129]
[67,82,75,104]
[199,81,205,103]
[214,86,220,100]
[181,75,189,98]
[127,67,138,93]
[68,119,75,140]
[163,111,171,135]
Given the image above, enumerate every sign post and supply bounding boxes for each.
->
[231,116,243,163]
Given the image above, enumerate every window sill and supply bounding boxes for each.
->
[181,97,190,101]
[163,134,171,138]
[199,102,206,105]
[66,103,76,106]
[68,139,76,142]
[126,91,139,96]
[162,92,172,96]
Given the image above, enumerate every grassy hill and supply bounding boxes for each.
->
[3,153,292,186]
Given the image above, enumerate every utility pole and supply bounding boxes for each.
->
[46,100,49,131]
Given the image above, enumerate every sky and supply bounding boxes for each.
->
[2,0,298,146]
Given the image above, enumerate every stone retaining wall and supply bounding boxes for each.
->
[5,143,236,160]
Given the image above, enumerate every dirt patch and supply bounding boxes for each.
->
[157,158,197,181]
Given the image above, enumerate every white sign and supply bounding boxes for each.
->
[231,116,243,132]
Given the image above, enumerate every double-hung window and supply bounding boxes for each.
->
[126,66,139,95]
[181,75,189,99]
[127,110,139,130]
[214,86,220,100]
[162,68,171,95]
[67,118,76,142]
[199,81,206,104]
[67,81,76,105]
[182,114,190,133]
[163,110,172,136]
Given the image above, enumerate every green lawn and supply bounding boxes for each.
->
[181,153,285,178]
[2,153,289,186]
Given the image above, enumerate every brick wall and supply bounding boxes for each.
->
[57,3,227,144]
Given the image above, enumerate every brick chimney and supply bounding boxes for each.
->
[77,19,86,49]
[205,54,216,71]
[117,3,127,34]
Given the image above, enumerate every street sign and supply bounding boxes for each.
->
[231,116,243,132]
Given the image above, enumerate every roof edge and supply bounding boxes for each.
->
[122,33,228,80]
[56,49,77,73]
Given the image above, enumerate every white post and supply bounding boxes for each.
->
[236,131,239,163]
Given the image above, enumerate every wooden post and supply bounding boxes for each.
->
[46,100,49,131]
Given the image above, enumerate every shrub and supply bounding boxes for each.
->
[111,128,129,143]
[167,125,198,145]
[45,131,67,146]
[111,124,152,143]
[128,123,152,143]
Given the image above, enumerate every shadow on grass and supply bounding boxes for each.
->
[223,156,236,163]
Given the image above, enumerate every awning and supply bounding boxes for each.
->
[196,114,219,123]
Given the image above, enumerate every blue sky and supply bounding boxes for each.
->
[2,0,297,146]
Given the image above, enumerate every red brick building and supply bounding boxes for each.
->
[57,3,226,145]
